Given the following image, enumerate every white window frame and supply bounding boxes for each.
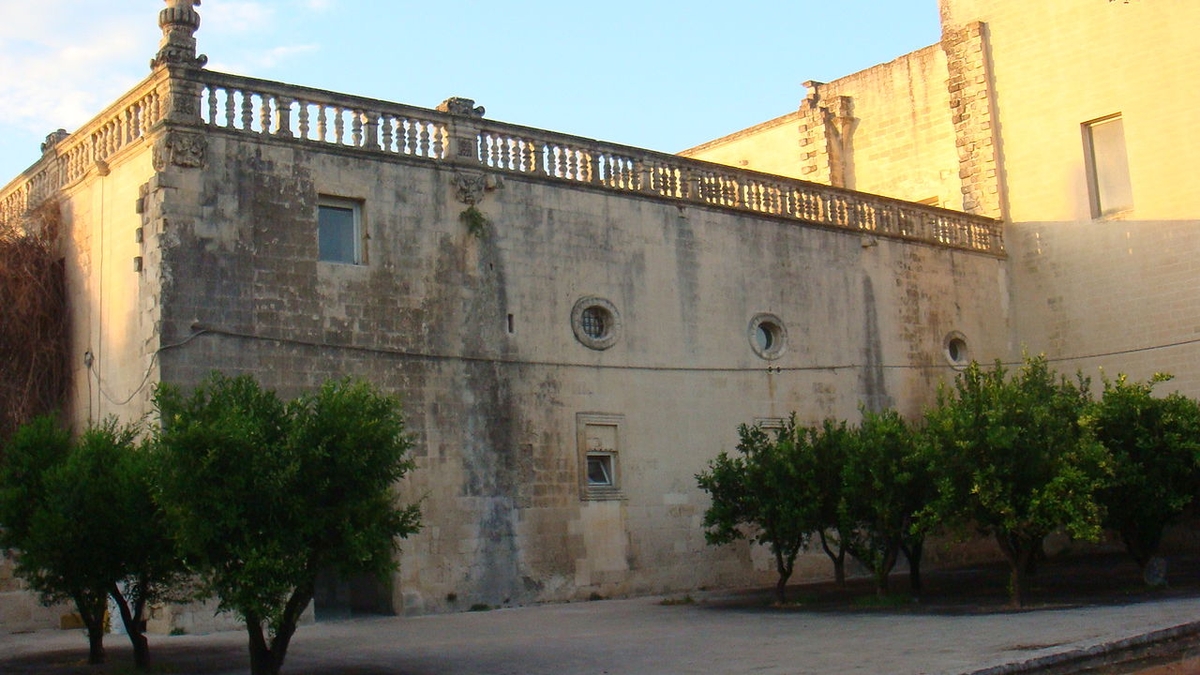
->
[318,197,365,265]
[576,413,624,501]
[1082,115,1133,218]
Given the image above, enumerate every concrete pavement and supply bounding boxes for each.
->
[3,594,1200,674]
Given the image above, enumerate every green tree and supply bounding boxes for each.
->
[840,409,931,596]
[697,419,818,603]
[154,374,421,675]
[809,419,853,587]
[1087,373,1200,577]
[923,356,1112,606]
[0,416,185,667]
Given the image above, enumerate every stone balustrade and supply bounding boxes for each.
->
[0,71,167,229]
[1,68,1004,256]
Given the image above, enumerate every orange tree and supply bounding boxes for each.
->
[1088,373,1200,579]
[0,416,186,668]
[154,374,421,675]
[697,418,819,603]
[922,355,1112,607]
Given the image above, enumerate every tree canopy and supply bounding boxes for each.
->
[0,416,184,667]
[696,418,819,603]
[154,374,421,675]
[922,355,1112,606]
[1087,373,1200,576]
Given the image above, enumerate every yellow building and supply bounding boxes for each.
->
[686,0,1200,394]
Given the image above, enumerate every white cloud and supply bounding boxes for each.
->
[304,0,334,11]
[0,3,153,134]
[202,2,275,33]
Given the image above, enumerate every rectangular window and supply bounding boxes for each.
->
[318,198,363,264]
[577,413,623,500]
[1083,115,1133,217]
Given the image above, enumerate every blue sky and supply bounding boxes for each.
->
[0,0,941,183]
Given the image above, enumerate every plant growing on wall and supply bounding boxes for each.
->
[154,374,421,675]
[459,204,489,238]
[0,202,68,446]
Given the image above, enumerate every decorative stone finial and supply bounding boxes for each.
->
[151,0,208,69]
[41,129,70,155]
[437,97,486,118]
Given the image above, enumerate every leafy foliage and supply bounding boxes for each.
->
[154,374,421,675]
[0,416,185,667]
[808,419,854,587]
[1087,373,1200,573]
[697,418,819,603]
[922,355,1112,606]
[840,409,932,595]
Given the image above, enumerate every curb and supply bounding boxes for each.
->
[964,620,1200,674]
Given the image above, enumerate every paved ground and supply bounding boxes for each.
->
[4,592,1200,675]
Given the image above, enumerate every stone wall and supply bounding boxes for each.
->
[1009,218,1200,396]
[939,0,1200,223]
[683,45,962,210]
[147,128,1008,614]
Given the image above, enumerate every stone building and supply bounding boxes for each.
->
[685,0,1200,396]
[1,0,1191,631]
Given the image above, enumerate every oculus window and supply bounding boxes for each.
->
[749,313,787,360]
[318,198,364,264]
[1083,115,1133,217]
[944,331,970,369]
[571,297,621,350]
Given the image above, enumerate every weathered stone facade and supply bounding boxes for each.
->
[6,0,1193,632]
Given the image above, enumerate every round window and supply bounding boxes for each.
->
[944,331,970,369]
[749,313,787,360]
[572,297,621,350]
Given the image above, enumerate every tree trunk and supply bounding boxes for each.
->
[901,537,924,594]
[996,532,1038,608]
[74,593,107,665]
[819,530,847,587]
[110,582,149,669]
[773,548,794,604]
[245,584,315,675]
[875,544,900,597]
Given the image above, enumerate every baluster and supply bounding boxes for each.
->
[482,134,494,166]
[222,88,234,128]
[316,106,328,142]
[415,120,429,156]
[503,137,515,170]
[334,109,345,144]
[258,96,270,134]
[380,114,393,152]
[298,102,311,140]
[519,139,532,172]
[350,110,362,146]
[272,97,289,137]
[204,87,215,125]
[434,123,446,158]
[237,91,251,130]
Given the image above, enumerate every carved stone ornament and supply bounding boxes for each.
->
[452,172,503,206]
[150,0,208,69]
[437,97,486,118]
[153,131,208,171]
[41,129,70,155]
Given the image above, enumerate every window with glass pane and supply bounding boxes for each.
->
[319,201,361,264]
